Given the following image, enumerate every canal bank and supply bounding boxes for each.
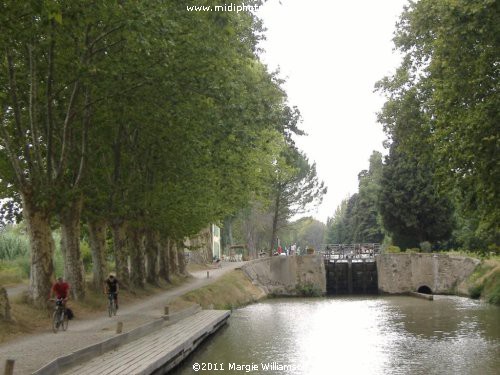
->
[174,255,500,310]
[170,256,327,310]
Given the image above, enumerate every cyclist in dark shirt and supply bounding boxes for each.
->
[104,274,119,309]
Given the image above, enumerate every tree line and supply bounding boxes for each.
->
[0,1,325,307]
[327,0,499,252]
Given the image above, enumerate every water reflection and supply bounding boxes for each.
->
[172,296,500,375]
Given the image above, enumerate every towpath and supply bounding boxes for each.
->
[0,262,244,375]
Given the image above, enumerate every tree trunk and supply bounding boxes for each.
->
[60,196,85,300]
[145,230,159,285]
[168,239,179,276]
[270,192,281,257]
[246,227,256,260]
[128,226,145,288]
[177,240,186,275]
[88,219,107,290]
[22,193,55,308]
[223,216,234,255]
[158,237,170,282]
[111,220,129,288]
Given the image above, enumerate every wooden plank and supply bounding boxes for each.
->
[64,310,229,375]
[69,315,206,375]
[110,311,226,375]
[69,315,212,375]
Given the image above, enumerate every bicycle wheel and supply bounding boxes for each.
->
[52,310,60,333]
[113,299,117,316]
[108,298,113,317]
[61,311,69,331]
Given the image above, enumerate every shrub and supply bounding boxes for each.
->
[406,248,420,254]
[15,255,31,279]
[296,282,322,297]
[420,241,432,253]
[468,283,483,299]
[487,282,500,305]
[0,227,30,260]
[385,245,401,253]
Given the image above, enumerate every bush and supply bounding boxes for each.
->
[0,227,30,260]
[468,283,483,299]
[296,282,322,297]
[406,248,420,254]
[385,245,401,253]
[420,241,432,253]
[487,282,500,305]
[15,255,31,279]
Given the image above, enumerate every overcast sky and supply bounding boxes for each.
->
[256,0,408,223]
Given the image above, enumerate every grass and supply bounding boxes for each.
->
[0,275,193,345]
[467,259,500,305]
[438,249,500,261]
[0,269,264,344]
[172,269,266,310]
[0,258,30,285]
[295,282,323,297]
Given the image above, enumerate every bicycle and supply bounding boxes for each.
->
[51,298,68,333]
[107,292,117,317]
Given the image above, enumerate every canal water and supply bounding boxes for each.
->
[171,296,500,375]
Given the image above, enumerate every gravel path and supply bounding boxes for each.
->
[0,262,244,375]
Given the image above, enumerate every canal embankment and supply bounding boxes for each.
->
[171,256,326,310]
[466,258,500,305]
[171,268,267,310]
[176,255,500,308]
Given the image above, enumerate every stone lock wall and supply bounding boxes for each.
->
[376,253,480,294]
[241,255,326,296]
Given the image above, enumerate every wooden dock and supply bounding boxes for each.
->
[59,310,230,375]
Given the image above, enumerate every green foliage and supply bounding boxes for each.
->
[268,146,327,250]
[379,143,455,249]
[0,226,30,260]
[295,282,322,297]
[326,151,384,244]
[15,256,31,279]
[406,248,420,254]
[487,281,500,305]
[420,242,432,253]
[81,241,92,273]
[0,226,30,283]
[384,245,401,253]
[278,217,325,252]
[0,259,28,284]
[326,198,349,244]
[469,283,484,300]
[0,0,318,292]
[466,260,500,305]
[376,0,499,250]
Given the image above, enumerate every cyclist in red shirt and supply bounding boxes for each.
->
[51,277,70,305]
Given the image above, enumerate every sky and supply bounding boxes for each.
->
[256,0,408,223]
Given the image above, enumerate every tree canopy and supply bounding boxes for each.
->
[328,0,498,252]
[0,0,321,305]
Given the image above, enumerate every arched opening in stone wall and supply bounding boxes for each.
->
[417,285,433,294]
